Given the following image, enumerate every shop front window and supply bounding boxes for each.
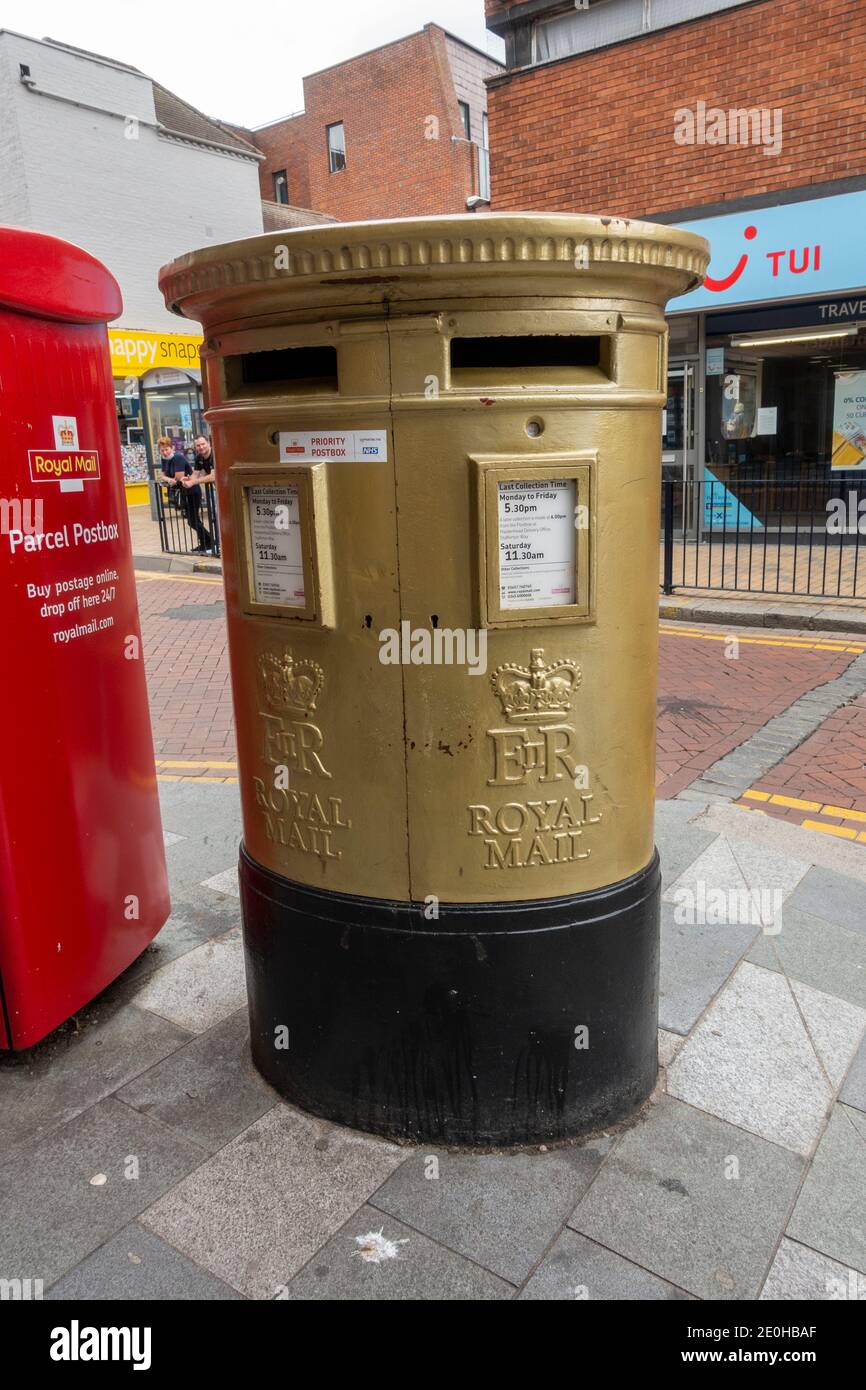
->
[143,387,199,452]
[704,312,866,527]
[114,382,147,486]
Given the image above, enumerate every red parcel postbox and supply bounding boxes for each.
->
[0,227,169,1048]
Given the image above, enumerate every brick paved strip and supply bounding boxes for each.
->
[679,653,866,805]
[656,629,863,798]
[737,697,866,829]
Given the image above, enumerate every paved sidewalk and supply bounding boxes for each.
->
[1,783,864,1301]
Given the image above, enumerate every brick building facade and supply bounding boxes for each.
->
[483,0,866,547]
[485,0,866,220]
[242,24,502,222]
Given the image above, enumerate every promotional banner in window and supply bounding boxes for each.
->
[831,371,866,472]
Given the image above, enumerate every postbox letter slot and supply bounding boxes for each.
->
[450,334,610,386]
[224,345,338,397]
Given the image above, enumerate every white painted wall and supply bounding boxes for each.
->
[0,31,263,333]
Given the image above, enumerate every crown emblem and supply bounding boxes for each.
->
[58,425,74,446]
[258,648,323,718]
[490,648,580,723]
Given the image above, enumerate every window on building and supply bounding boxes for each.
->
[327,122,346,173]
[478,112,491,201]
[533,0,751,65]
[458,101,471,140]
[272,170,289,205]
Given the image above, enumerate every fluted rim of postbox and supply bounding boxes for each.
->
[158,213,709,322]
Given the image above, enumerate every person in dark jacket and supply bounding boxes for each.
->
[158,435,213,553]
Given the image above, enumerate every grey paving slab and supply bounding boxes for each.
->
[117,1010,276,1153]
[0,1097,206,1288]
[141,1105,405,1299]
[655,817,717,891]
[131,927,246,1034]
[788,977,866,1088]
[787,1104,866,1275]
[760,1237,866,1301]
[786,866,866,940]
[518,1229,692,1300]
[369,1138,610,1285]
[0,1003,189,1161]
[676,788,735,805]
[659,900,760,1036]
[161,827,242,895]
[46,1222,243,1301]
[667,962,865,1154]
[286,1204,512,1301]
[160,888,240,945]
[658,1030,683,1068]
[157,779,241,827]
[663,834,810,929]
[747,906,866,1010]
[675,789,733,811]
[201,867,240,897]
[113,892,241,993]
[655,799,709,826]
[840,1033,866,1114]
[570,1095,804,1300]
[700,803,866,885]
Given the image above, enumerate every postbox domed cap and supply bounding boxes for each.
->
[0,226,123,324]
[158,212,710,328]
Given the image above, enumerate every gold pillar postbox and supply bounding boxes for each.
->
[160,215,709,1145]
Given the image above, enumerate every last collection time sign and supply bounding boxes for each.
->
[247,485,305,607]
[498,478,576,609]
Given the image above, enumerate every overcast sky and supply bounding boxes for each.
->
[2,0,504,128]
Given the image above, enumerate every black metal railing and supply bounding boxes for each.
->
[662,476,866,599]
[156,480,220,559]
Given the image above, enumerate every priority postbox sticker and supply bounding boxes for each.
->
[28,417,100,493]
[278,430,388,463]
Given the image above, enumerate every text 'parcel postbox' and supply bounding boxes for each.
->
[160,214,709,1144]
[0,227,169,1048]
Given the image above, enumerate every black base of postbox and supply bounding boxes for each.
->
[239,846,661,1148]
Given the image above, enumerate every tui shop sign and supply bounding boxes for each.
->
[671,190,866,314]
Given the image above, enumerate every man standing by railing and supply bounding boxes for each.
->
[157,435,213,555]
[180,433,217,554]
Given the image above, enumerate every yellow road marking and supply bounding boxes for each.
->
[158,774,238,784]
[658,626,865,654]
[766,793,823,812]
[740,787,866,842]
[156,758,237,769]
[822,804,866,824]
[135,570,223,587]
[801,819,859,840]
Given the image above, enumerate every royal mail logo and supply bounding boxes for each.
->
[27,416,100,493]
[28,450,101,483]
